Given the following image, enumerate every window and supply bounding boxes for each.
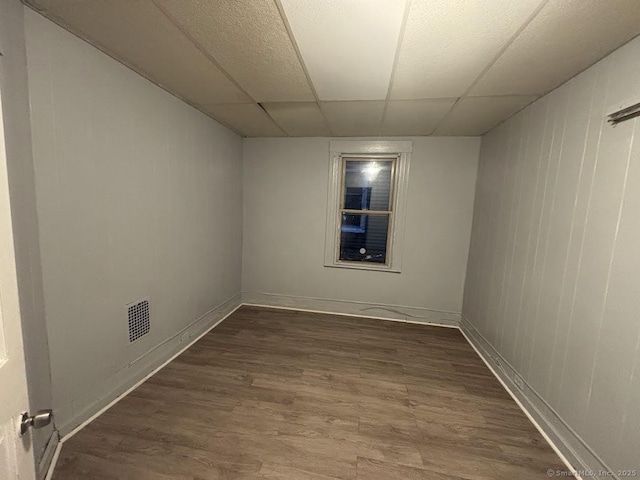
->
[325,141,411,272]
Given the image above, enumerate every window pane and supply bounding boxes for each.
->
[343,160,393,211]
[339,214,389,264]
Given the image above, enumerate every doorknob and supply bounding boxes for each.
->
[19,410,53,436]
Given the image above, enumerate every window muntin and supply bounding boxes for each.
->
[337,157,396,266]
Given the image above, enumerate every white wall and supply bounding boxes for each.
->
[0,1,53,471]
[463,35,640,475]
[242,137,480,323]
[25,10,243,433]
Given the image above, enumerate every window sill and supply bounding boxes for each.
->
[324,262,401,273]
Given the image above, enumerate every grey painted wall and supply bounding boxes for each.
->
[0,0,53,467]
[242,137,480,319]
[463,35,640,473]
[24,10,243,431]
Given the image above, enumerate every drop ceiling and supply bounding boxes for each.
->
[24,0,640,137]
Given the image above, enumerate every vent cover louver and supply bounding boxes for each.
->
[127,299,150,343]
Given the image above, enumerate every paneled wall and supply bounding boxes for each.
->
[25,10,243,433]
[463,35,640,473]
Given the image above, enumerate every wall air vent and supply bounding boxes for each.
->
[127,299,150,343]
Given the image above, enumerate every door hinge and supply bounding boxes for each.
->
[19,410,53,436]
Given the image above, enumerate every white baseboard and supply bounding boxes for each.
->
[460,315,615,480]
[45,293,244,479]
[241,291,461,327]
[37,430,59,480]
[45,300,606,480]
[57,293,243,438]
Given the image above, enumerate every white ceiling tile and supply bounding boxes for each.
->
[391,0,544,99]
[470,0,640,96]
[279,0,406,101]
[26,0,640,138]
[433,96,538,136]
[155,0,314,103]
[200,104,286,137]
[381,99,457,136]
[320,101,386,136]
[262,103,330,136]
[27,0,248,105]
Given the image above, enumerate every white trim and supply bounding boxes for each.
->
[243,303,459,328]
[43,441,61,480]
[66,301,242,440]
[329,140,413,154]
[391,150,409,272]
[458,325,580,479]
[324,150,342,267]
[45,302,587,480]
[325,140,411,273]
[241,292,460,326]
[37,431,59,480]
[53,294,241,437]
[45,299,244,479]
[458,315,619,480]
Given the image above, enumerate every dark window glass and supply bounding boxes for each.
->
[339,214,389,264]
[344,187,372,210]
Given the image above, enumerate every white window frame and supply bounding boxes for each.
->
[324,140,412,273]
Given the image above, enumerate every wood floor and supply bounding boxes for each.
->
[52,306,565,479]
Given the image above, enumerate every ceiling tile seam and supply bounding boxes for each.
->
[273,0,334,136]
[465,93,545,99]
[22,5,246,138]
[252,105,290,137]
[431,0,550,136]
[322,99,405,105]
[467,32,640,133]
[259,107,291,137]
[428,97,462,136]
[459,0,550,99]
[203,102,257,107]
[480,97,541,135]
[150,0,288,137]
[378,0,412,137]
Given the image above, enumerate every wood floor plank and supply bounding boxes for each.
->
[52,306,565,479]
[356,457,465,480]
